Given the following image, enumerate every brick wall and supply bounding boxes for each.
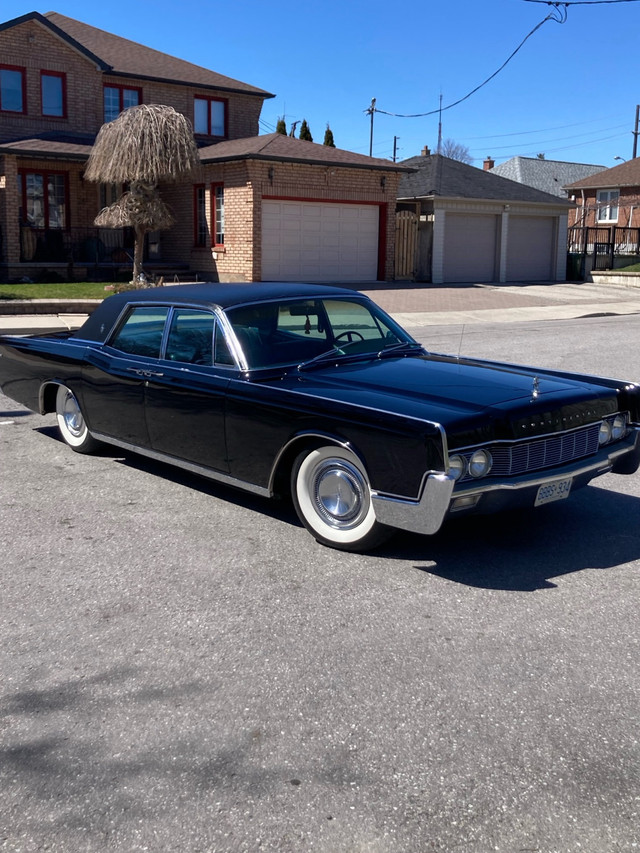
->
[157,160,401,282]
[0,18,265,138]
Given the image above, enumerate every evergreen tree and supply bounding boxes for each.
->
[299,119,313,142]
[323,124,336,147]
[276,117,287,135]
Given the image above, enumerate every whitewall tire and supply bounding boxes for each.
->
[55,385,99,454]
[291,445,392,551]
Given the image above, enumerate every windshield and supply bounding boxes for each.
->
[224,297,416,369]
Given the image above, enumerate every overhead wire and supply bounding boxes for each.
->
[372,5,569,120]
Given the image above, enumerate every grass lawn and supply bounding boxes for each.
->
[617,262,640,272]
[0,282,110,300]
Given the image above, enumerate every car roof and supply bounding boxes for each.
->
[74,281,366,343]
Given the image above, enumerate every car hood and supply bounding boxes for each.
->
[273,353,618,444]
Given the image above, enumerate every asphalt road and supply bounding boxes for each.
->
[1,314,639,853]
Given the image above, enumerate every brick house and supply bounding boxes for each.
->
[563,157,640,272]
[564,157,640,230]
[0,11,403,283]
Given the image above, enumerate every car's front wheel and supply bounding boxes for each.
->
[291,445,392,551]
[55,385,100,453]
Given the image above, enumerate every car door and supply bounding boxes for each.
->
[144,308,231,473]
[80,304,169,446]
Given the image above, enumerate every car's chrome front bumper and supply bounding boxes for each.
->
[371,426,640,536]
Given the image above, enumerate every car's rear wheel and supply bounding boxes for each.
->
[291,445,392,551]
[55,385,99,453]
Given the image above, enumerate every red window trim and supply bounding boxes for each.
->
[40,70,67,119]
[193,95,228,138]
[193,183,208,248]
[211,182,225,248]
[18,168,70,230]
[0,63,27,114]
[103,83,143,120]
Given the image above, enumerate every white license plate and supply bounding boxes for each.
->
[535,477,573,507]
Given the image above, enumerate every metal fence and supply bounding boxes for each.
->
[567,225,640,270]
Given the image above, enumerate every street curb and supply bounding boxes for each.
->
[0,299,101,315]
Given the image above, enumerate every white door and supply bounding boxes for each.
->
[506,216,555,281]
[261,200,379,282]
[443,213,498,283]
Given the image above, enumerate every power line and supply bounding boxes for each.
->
[373,6,568,120]
[464,114,628,140]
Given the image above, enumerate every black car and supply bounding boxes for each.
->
[1,282,639,551]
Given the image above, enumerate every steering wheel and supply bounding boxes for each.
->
[334,330,365,344]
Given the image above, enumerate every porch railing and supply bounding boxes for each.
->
[19,226,135,266]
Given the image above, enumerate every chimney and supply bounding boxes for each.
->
[483,156,495,171]
[421,145,431,156]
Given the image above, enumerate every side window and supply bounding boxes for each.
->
[214,326,234,366]
[165,309,215,365]
[109,306,169,358]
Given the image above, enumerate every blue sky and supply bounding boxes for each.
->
[5,0,640,167]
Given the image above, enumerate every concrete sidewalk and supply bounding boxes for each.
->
[1,280,640,336]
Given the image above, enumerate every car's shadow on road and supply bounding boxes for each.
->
[37,426,640,591]
[379,485,640,590]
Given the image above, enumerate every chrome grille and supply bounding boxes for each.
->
[459,423,601,481]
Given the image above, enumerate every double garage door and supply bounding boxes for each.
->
[443,213,555,283]
[262,200,379,282]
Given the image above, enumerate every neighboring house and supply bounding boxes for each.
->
[396,148,572,284]
[564,157,640,229]
[564,157,640,272]
[0,11,403,283]
[486,156,606,199]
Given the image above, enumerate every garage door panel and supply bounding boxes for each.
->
[507,216,554,281]
[262,200,379,282]
[444,214,498,283]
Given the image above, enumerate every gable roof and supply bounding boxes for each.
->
[489,156,606,198]
[199,133,409,172]
[397,153,572,206]
[564,157,640,190]
[1,11,273,98]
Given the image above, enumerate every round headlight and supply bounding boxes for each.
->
[469,449,493,478]
[448,454,467,481]
[598,420,612,445]
[611,414,627,441]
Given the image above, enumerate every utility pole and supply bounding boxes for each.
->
[366,98,376,157]
[393,136,399,163]
[633,104,639,159]
[436,93,443,154]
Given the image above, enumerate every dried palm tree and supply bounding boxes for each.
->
[84,104,200,283]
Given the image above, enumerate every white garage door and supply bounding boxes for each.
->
[443,213,498,283]
[506,216,555,281]
[262,200,379,282]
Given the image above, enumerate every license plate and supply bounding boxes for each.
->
[535,477,573,507]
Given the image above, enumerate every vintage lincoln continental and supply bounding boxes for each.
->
[1,282,639,550]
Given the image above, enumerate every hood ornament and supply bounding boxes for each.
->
[531,376,540,402]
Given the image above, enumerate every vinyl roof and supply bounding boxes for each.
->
[74,282,369,342]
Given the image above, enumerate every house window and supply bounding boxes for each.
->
[19,171,67,229]
[597,189,619,223]
[212,183,224,246]
[0,65,26,113]
[194,185,208,246]
[41,71,66,117]
[104,85,141,122]
[194,96,226,136]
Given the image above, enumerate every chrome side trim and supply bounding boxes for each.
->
[90,432,271,498]
[371,473,456,535]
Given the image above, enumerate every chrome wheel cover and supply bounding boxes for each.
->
[311,459,368,530]
[61,390,85,437]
